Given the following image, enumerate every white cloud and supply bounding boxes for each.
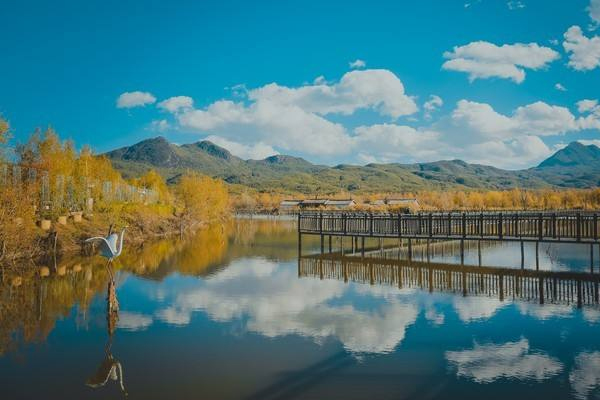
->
[446,338,563,383]
[204,135,278,160]
[507,1,525,10]
[349,59,366,69]
[443,41,560,83]
[150,119,170,132]
[451,100,579,139]
[248,69,418,119]
[116,91,156,108]
[555,83,567,91]
[589,0,600,26]
[424,95,443,119]
[563,26,600,71]
[177,99,353,156]
[569,351,600,399]
[353,123,441,163]
[164,69,417,157]
[117,311,153,331]
[158,96,194,113]
[576,99,599,114]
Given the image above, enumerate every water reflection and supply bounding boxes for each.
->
[445,338,563,383]
[0,220,599,399]
[86,277,127,396]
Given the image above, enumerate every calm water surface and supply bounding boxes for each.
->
[1,220,599,399]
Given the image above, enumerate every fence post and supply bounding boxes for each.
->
[343,213,347,235]
[594,213,598,242]
[577,212,581,242]
[538,213,543,240]
[370,212,374,236]
[319,212,323,234]
[462,212,466,238]
[498,212,503,239]
[428,213,433,237]
[398,213,402,238]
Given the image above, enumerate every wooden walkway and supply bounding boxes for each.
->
[299,254,600,308]
[298,211,600,243]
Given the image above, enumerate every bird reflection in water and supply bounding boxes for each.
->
[85,225,127,396]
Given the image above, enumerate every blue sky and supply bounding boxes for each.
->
[1,0,600,169]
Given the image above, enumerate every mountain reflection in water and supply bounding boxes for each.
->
[0,219,599,400]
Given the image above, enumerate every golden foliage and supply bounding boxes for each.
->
[175,171,229,227]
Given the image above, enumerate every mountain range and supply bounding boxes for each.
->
[105,137,600,193]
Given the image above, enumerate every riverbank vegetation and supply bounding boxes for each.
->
[0,119,229,265]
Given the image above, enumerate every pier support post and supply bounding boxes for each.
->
[427,239,431,263]
[361,237,365,258]
[460,239,464,265]
[408,238,413,261]
[298,233,302,257]
[340,237,344,256]
[320,235,324,254]
[478,240,482,266]
[591,244,595,274]
[520,241,525,269]
[536,242,539,271]
[328,235,332,253]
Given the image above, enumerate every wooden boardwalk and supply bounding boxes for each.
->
[299,254,600,308]
[298,211,600,243]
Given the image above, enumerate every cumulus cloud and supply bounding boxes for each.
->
[158,96,194,113]
[150,119,170,132]
[116,91,156,108]
[443,41,560,83]
[424,95,443,119]
[204,135,278,160]
[247,69,418,118]
[590,0,600,26]
[349,59,366,69]
[163,69,417,157]
[563,26,600,71]
[576,99,599,114]
[177,99,352,156]
[446,338,563,383]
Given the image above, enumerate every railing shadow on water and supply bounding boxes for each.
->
[298,251,600,309]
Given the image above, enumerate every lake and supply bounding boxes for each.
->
[1,219,599,399]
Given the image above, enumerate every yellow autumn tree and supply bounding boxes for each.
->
[175,171,229,230]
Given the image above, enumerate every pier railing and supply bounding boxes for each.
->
[299,211,600,243]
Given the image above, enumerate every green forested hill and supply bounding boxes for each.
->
[105,138,600,193]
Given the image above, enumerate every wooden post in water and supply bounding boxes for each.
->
[426,239,431,263]
[460,239,464,265]
[536,242,539,271]
[297,214,302,257]
[591,244,594,274]
[478,240,482,266]
[328,235,332,253]
[520,241,525,269]
[361,237,365,258]
[408,238,413,261]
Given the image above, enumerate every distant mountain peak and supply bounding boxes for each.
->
[538,141,600,168]
[263,154,308,164]
[190,140,233,160]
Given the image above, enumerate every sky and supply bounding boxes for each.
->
[1,0,600,169]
